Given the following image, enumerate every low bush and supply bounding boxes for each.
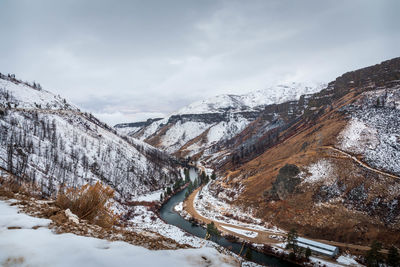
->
[56,182,118,228]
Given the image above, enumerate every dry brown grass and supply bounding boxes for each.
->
[214,91,400,247]
[0,175,41,199]
[56,182,118,228]
[3,257,25,267]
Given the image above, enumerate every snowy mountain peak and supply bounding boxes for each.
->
[174,82,325,115]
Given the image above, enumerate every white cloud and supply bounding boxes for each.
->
[0,0,399,124]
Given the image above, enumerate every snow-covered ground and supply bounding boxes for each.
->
[303,159,337,185]
[336,255,362,266]
[131,189,164,202]
[193,182,284,233]
[129,205,206,247]
[220,226,258,238]
[0,78,78,111]
[276,241,362,267]
[0,200,51,229]
[0,199,238,267]
[310,257,343,267]
[338,87,400,176]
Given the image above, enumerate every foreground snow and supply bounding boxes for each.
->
[0,200,238,267]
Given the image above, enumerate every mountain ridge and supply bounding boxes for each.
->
[115,82,325,158]
[0,73,181,201]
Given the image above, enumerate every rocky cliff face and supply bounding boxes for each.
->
[114,118,163,136]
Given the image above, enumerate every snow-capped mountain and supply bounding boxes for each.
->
[174,82,324,115]
[0,73,181,200]
[116,82,324,159]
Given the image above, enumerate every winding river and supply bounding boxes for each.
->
[160,168,295,266]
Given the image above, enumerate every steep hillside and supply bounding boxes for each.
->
[116,82,323,159]
[207,57,400,246]
[0,74,181,200]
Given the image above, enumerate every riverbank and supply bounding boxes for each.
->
[182,181,367,266]
[183,186,283,244]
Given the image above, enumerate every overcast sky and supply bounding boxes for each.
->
[1,0,399,125]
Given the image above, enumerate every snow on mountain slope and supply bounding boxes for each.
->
[175,82,324,115]
[156,121,210,153]
[120,82,324,157]
[0,75,180,199]
[337,86,400,175]
[0,76,77,111]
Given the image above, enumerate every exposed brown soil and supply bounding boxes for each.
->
[184,186,391,256]
[210,91,400,248]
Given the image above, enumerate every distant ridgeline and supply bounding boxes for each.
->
[114,118,163,129]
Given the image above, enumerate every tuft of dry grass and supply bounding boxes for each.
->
[56,182,118,228]
[3,257,25,267]
[0,175,41,199]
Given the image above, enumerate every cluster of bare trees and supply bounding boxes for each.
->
[0,107,180,199]
[0,72,42,91]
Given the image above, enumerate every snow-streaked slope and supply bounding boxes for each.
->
[157,121,210,153]
[175,82,325,115]
[0,77,77,111]
[120,82,324,157]
[0,200,237,267]
[337,86,400,175]
[0,76,180,199]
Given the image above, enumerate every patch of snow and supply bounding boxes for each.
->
[65,209,80,224]
[174,202,183,212]
[220,226,258,238]
[0,79,78,111]
[304,159,336,185]
[160,121,210,153]
[0,200,51,229]
[310,257,343,267]
[338,118,379,155]
[194,182,284,234]
[129,205,205,247]
[337,255,362,266]
[132,190,163,202]
[338,88,400,175]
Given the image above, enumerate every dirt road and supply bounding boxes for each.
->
[184,185,377,254]
[323,146,400,180]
